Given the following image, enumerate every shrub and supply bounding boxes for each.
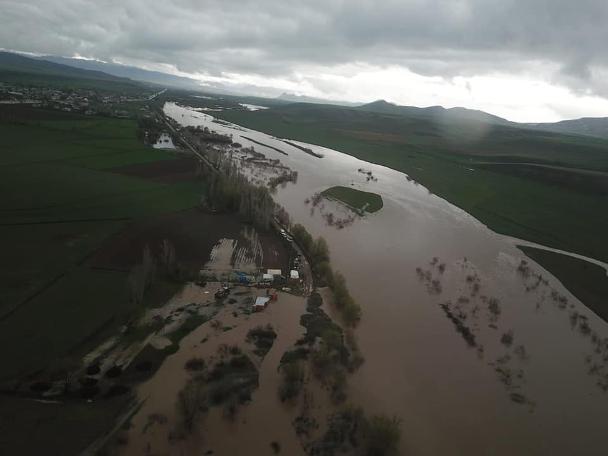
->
[362,415,402,456]
[185,357,206,371]
[176,378,207,433]
[247,324,277,357]
[279,361,304,401]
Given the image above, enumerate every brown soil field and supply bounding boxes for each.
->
[90,208,289,272]
[110,156,198,183]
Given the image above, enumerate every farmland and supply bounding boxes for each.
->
[0,107,202,321]
[0,106,210,360]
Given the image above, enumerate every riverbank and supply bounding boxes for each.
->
[519,246,608,322]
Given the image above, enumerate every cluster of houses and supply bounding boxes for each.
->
[209,267,301,313]
[261,268,297,283]
[255,268,301,311]
[0,83,153,118]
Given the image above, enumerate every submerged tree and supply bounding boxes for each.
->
[362,415,402,456]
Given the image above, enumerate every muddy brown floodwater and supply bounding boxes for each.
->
[116,289,309,455]
[164,102,608,456]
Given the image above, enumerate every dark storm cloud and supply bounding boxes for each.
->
[1,0,608,95]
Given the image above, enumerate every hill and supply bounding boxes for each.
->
[528,117,608,140]
[38,55,203,91]
[357,99,512,125]
[277,92,360,107]
[0,51,143,91]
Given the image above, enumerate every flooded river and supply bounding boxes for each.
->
[164,102,608,456]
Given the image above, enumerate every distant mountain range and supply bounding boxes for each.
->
[356,99,512,125]
[356,99,608,139]
[1,51,606,139]
[0,51,136,85]
[277,92,360,107]
[36,55,203,91]
[527,117,608,140]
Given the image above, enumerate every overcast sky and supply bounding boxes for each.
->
[2,0,608,121]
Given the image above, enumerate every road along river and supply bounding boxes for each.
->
[165,101,608,456]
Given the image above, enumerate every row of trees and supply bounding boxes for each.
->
[203,162,276,229]
[127,240,179,306]
[291,223,361,326]
[136,114,163,145]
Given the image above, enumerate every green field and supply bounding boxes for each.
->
[322,186,383,213]
[519,247,608,322]
[0,395,129,456]
[0,107,203,375]
[218,104,608,266]
[0,103,205,454]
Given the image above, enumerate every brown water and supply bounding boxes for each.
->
[116,289,309,455]
[165,102,608,456]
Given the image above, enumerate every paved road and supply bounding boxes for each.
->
[159,112,219,175]
[273,219,313,296]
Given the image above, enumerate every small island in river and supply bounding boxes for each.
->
[322,186,384,214]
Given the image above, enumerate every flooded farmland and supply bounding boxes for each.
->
[116,289,309,456]
[164,102,608,456]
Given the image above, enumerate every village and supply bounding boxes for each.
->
[207,225,312,312]
[0,81,162,117]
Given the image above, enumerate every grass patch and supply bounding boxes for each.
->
[168,314,209,347]
[519,247,608,322]
[322,186,383,214]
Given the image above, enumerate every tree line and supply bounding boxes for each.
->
[291,223,362,326]
[202,161,276,230]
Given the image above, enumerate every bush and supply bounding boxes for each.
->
[279,361,304,401]
[247,324,277,357]
[176,378,207,433]
[185,357,206,371]
[362,415,402,456]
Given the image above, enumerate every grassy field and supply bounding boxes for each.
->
[218,104,608,265]
[322,186,383,213]
[0,395,130,456]
[0,106,204,368]
[0,104,208,454]
[519,247,608,322]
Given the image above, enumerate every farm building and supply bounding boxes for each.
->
[262,273,273,283]
[253,296,271,311]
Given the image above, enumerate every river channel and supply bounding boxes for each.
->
[164,101,608,456]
